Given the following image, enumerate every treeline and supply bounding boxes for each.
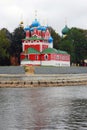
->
[0,27,25,65]
[0,26,87,66]
[51,27,87,66]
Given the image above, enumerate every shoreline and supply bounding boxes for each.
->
[0,73,87,87]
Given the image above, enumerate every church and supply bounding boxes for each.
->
[20,19,70,66]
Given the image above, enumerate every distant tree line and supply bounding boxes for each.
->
[50,27,87,66]
[0,27,25,65]
[0,26,87,66]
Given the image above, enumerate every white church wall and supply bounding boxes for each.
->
[21,60,40,66]
[41,60,70,67]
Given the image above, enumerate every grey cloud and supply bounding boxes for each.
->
[0,0,87,34]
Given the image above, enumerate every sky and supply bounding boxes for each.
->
[0,0,87,35]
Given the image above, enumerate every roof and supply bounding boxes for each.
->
[41,26,47,31]
[23,36,44,41]
[31,19,40,27]
[42,48,69,54]
[27,47,40,54]
[24,26,30,31]
[42,48,58,54]
[57,50,69,54]
[48,36,53,43]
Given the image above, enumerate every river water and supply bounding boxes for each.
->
[0,86,87,130]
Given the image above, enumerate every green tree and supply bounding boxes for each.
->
[0,29,11,65]
[59,39,75,63]
[48,27,61,49]
[67,28,87,64]
[59,27,87,65]
[11,27,25,64]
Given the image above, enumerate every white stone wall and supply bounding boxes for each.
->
[41,60,70,66]
[21,60,40,66]
[21,59,70,67]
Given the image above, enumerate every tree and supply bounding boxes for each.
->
[48,27,61,49]
[67,28,87,64]
[11,27,25,64]
[0,29,11,65]
[59,39,75,63]
[59,27,87,65]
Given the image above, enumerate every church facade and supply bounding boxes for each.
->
[20,19,70,66]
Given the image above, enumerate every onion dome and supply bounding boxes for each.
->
[41,26,47,31]
[20,21,24,28]
[48,36,53,43]
[31,19,40,27]
[30,27,34,31]
[37,26,42,31]
[20,21,23,24]
[24,26,30,31]
[62,25,69,35]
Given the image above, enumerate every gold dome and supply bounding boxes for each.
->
[20,21,24,28]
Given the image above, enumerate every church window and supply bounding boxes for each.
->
[35,55,38,60]
[36,40,40,43]
[44,54,48,60]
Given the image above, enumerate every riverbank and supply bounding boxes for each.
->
[0,66,87,87]
[0,73,87,87]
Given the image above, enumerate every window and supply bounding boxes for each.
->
[35,55,38,60]
[31,41,33,43]
[44,54,48,60]
[36,40,40,43]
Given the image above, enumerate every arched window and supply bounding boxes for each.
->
[31,41,33,43]
[44,54,48,60]
[36,40,40,43]
[35,55,38,60]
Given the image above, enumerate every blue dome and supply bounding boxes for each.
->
[41,26,47,31]
[37,26,42,30]
[48,36,53,43]
[30,27,34,31]
[31,19,40,27]
[24,26,30,31]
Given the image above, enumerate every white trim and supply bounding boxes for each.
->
[41,60,70,66]
[23,42,49,52]
[21,60,70,66]
[21,60,40,65]
[23,42,49,46]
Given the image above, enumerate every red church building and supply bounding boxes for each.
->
[20,19,70,66]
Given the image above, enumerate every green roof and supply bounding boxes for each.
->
[57,50,68,54]
[27,47,40,54]
[42,48,58,54]
[23,36,44,41]
[42,48,69,54]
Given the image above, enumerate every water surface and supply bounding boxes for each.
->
[0,86,87,130]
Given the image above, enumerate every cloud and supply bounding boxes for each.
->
[0,0,87,34]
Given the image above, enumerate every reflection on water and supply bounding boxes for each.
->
[0,86,87,130]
